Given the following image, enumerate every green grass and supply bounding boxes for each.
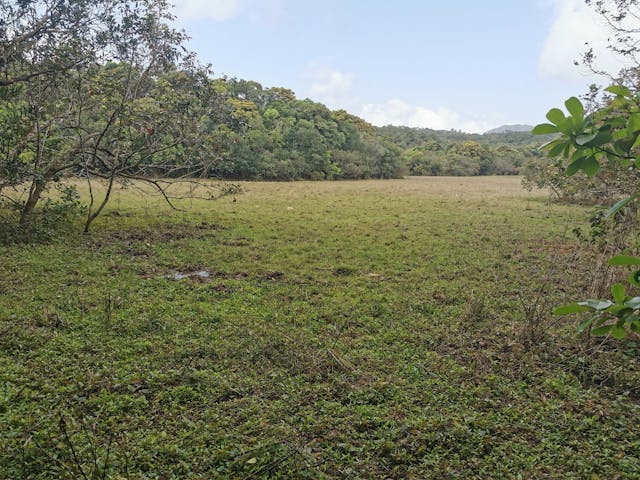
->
[1,176,639,479]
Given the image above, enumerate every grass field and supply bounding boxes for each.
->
[1,176,639,479]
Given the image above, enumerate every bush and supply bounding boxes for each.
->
[0,184,82,244]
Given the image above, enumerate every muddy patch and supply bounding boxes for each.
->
[159,269,283,284]
[166,270,211,281]
[160,269,250,283]
[260,271,285,281]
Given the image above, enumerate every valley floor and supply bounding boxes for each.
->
[1,176,638,479]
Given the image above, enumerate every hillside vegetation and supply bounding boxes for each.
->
[377,125,550,177]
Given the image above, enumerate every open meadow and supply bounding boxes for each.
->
[1,176,639,479]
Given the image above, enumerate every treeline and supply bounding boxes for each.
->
[377,126,549,176]
[196,79,403,180]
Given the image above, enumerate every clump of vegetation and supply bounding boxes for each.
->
[0,184,82,243]
[531,0,640,341]
[378,125,548,176]
[534,90,640,340]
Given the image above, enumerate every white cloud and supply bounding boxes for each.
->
[358,99,503,134]
[310,70,353,97]
[538,0,630,80]
[304,64,355,109]
[175,0,243,21]
[302,63,504,133]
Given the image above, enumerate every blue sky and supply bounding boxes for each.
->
[172,0,624,133]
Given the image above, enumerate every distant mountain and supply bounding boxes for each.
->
[484,124,533,134]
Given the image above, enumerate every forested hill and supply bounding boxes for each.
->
[190,79,404,180]
[165,78,541,180]
[376,125,550,176]
[205,79,546,179]
[169,76,546,179]
[211,81,548,178]
[2,0,550,196]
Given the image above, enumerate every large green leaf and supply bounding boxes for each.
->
[581,127,612,148]
[581,156,600,177]
[605,196,633,218]
[606,115,628,128]
[559,121,574,135]
[566,155,599,177]
[565,97,584,124]
[611,324,627,340]
[565,159,582,176]
[611,283,626,304]
[605,85,632,97]
[576,133,598,146]
[577,316,596,333]
[627,113,640,134]
[591,324,613,336]
[547,140,568,157]
[607,304,632,315]
[624,297,640,309]
[546,108,567,127]
[608,255,640,266]
[611,96,630,110]
[570,148,587,161]
[579,299,614,310]
[554,303,591,315]
[614,137,635,155]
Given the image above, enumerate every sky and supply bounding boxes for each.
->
[171,0,628,133]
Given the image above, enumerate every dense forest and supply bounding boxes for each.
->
[141,76,548,181]
[377,125,549,176]
[152,77,548,180]
[150,78,552,180]
[3,67,545,187]
[190,79,404,181]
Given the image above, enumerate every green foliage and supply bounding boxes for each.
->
[0,0,207,232]
[0,183,82,243]
[379,125,544,177]
[555,263,640,340]
[534,88,640,340]
[531,89,640,201]
[0,1,405,238]
[197,81,403,181]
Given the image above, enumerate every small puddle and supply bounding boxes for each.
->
[165,270,211,281]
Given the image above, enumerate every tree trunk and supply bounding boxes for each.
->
[19,177,46,226]
[83,170,116,233]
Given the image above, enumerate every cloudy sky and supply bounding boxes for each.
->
[172,0,626,133]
